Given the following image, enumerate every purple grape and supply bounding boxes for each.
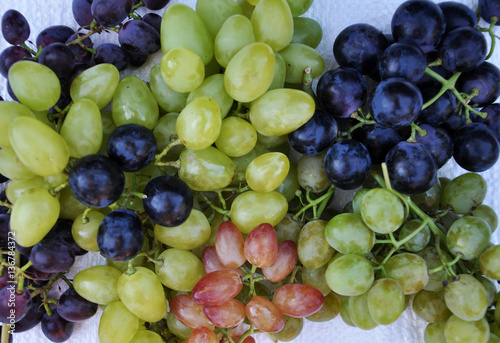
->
[479,0,500,24]
[127,51,149,67]
[30,240,75,274]
[385,141,437,195]
[119,20,160,55]
[38,42,76,78]
[45,219,87,256]
[476,103,500,141]
[41,311,74,342]
[94,43,129,71]
[36,25,75,48]
[68,154,125,208]
[106,123,157,172]
[438,1,477,32]
[143,0,170,10]
[72,0,94,27]
[351,124,406,164]
[143,176,193,227]
[1,10,30,45]
[456,62,500,108]
[57,287,97,322]
[333,23,388,75]
[0,286,31,323]
[391,0,446,53]
[378,42,426,83]
[97,209,144,261]
[142,13,162,34]
[316,67,367,118]
[369,77,423,128]
[65,33,93,64]
[0,46,32,78]
[417,51,453,89]
[414,124,454,168]
[91,0,133,27]
[288,109,338,155]
[418,88,456,126]
[323,139,372,190]
[13,294,45,333]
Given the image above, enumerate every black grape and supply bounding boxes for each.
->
[142,13,162,34]
[0,287,31,323]
[438,1,477,32]
[57,287,98,322]
[41,311,74,343]
[391,0,445,53]
[36,25,75,49]
[0,46,32,78]
[438,26,488,73]
[143,0,170,10]
[91,0,133,27]
[118,20,161,55]
[385,141,437,195]
[38,42,76,78]
[97,209,144,261]
[13,295,45,333]
[323,139,372,190]
[127,51,149,68]
[316,67,367,118]
[378,42,426,83]
[369,77,423,128]
[30,239,75,274]
[476,103,500,141]
[68,154,125,208]
[65,33,93,65]
[72,0,94,27]
[143,175,193,227]
[351,124,406,164]
[94,43,130,71]
[106,123,157,172]
[414,124,454,168]
[45,219,87,256]
[453,122,500,172]
[418,88,456,126]
[1,10,30,45]
[479,0,500,24]
[456,62,500,107]
[288,109,338,155]
[333,23,388,75]
[14,242,32,257]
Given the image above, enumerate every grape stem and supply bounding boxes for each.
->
[20,42,37,56]
[0,201,12,209]
[428,254,461,275]
[48,181,69,196]
[198,192,231,217]
[292,185,335,222]
[406,122,427,143]
[60,274,73,288]
[302,67,316,99]
[0,323,9,343]
[81,207,92,224]
[155,138,183,162]
[478,16,500,60]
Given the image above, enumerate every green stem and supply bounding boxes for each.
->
[1,324,10,343]
[81,207,92,224]
[0,201,12,209]
[155,138,183,162]
[61,274,73,288]
[49,181,69,196]
[428,254,461,275]
[406,122,427,143]
[237,325,255,343]
[125,259,137,275]
[198,192,231,217]
[421,70,461,110]
[292,185,335,222]
[20,42,37,56]
[302,67,316,99]
[155,159,181,169]
[485,17,500,60]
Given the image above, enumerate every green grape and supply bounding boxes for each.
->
[245,152,290,192]
[9,116,69,177]
[360,188,405,234]
[352,189,369,215]
[339,296,356,327]
[214,14,255,68]
[249,88,315,136]
[412,290,451,323]
[301,264,331,296]
[72,210,105,252]
[444,315,489,343]
[58,187,88,220]
[100,109,116,152]
[257,132,288,149]
[224,42,275,102]
[280,43,325,83]
[8,60,60,111]
[286,0,314,16]
[187,74,234,119]
[479,245,500,280]
[60,99,102,158]
[384,253,429,294]
[444,274,488,321]
[424,321,447,343]
[98,301,140,343]
[149,64,188,113]
[230,190,288,234]
[155,248,205,292]
[5,176,46,204]
[411,177,441,212]
[176,97,221,150]
[440,172,487,214]
[348,292,378,330]
[33,110,54,129]
[275,160,300,202]
[0,101,35,148]
[275,213,302,243]
[153,113,184,158]
[154,209,211,250]
[297,151,331,193]
[118,267,167,322]
[74,265,122,305]
[251,0,293,51]
[10,187,59,247]
[215,117,257,157]
[160,47,205,93]
[489,334,500,343]
[107,253,146,274]
[167,311,193,340]
[416,246,454,292]
[398,219,431,252]
[306,292,340,322]
[291,17,323,48]
[44,171,67,189]
[130,330,163,343]
[471,204,498,233]
[112,75,159,130]
[366,278,405,325]
[491,322,500,338]
[230,144,269,185]
[271,315,303,341]
[196,0,242,39]
[0,147,37,180]
[325,254,374,296]
[161,3,213,65]
[475,275,496,306]
[70,63,120,109]
[269,52,287,90]
[446,216,491,260]
[325,213,375,256]
[297,220,335,269]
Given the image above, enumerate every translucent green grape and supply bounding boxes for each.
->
[412,290,451,323]
[398,219,431,252]
[325,254,374,296]
[214,14,255,68]
[280,43,325,83]
[196,0,242,39]
[348,292,378,330]
[74,265,122,305]
[70,63,120,109]
[440,173,487,214]
[5,176,45,204]
[155,249,205,292]
[297,220,335,269]
[187,74,234,119]
[471,204,498,233]
[286,0,314,16]
[291,17,323,48]
[444,274,488,322]
[444,315,489,343]
[246,152,290,192]
[269,52,287,90]
[367,278,405,325]
[360,188,405,234]
[446,216,491,260]
[0,101,35,148]
[325,213,375,255]
[251,0,293,51]
[479,245,500,280]
[215,117,257,157]
[0,147,37,180]
[384,253,429,294]
[149,64,188,113]
[160,47,205,93]
[98,301,139,343]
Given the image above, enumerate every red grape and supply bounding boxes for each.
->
[262,240,297,282]
[169,294,214,330]
[244,223,278,267]
[192,269,243,306]
[245,295,284,333]
[273,283,325,318]
[215,221,246,268]
[203,298,246,328]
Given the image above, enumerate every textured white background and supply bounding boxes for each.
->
[0,0,499,342]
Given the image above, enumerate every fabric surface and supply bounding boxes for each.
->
[0,0,498,342]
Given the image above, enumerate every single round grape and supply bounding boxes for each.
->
[297,220,335,269]
[291,16,323,48]
[262,240,297,282]
[297,152,331,193]
[339,296,356,327]
[384,253,429,294]
[214,14,255,68]
[191,269,243,306]
[367,278,405,325]
[73,265,122,305]
[187,73,234,119]
[457,62,500,108]
[0,287,31,323]
[325,254,374,296]
[444,315,489,343]
[30,239,75,273]
[414,124,454,168]
[271,315,303,342]
[119,19,160,55]
[251,0,293,51]
[216,117,257,157]
[351,123,405,164]
[479,245,500,280]
[412,290,451,323]
[160,46,205,93]
[244,223,278,267]
[439,1,477,32]
[438,26,487,73]
[379,42,426,82]
[273,283,325,318]
[246,152,290,193]
[424,321,447,343]
[70,63,120,109]
[245,296,285,333]
[203,298,246,329]
[91,0,132,27]
[166,311,193,340]
[169,294,214,330]
[41,311,74,342]
[360,188,405,234]
[446,216,491,261]
[155,248,205,291]
[471,204,498,233]
[325,213,375,255]
[154,209,210,250]
[441,172,487,214]
[98,301,139,343]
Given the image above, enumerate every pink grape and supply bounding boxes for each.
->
[244,223,278,267]
[215,221,246,268]
[192,269,243,306]
[203,298,246,328]
[273,283,325,318]
[187,326,218,343]
[262,240,298,282]
[169,294,214,330]
[245,295,285,333]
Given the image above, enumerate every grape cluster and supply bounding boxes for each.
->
[0,0,499,343]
